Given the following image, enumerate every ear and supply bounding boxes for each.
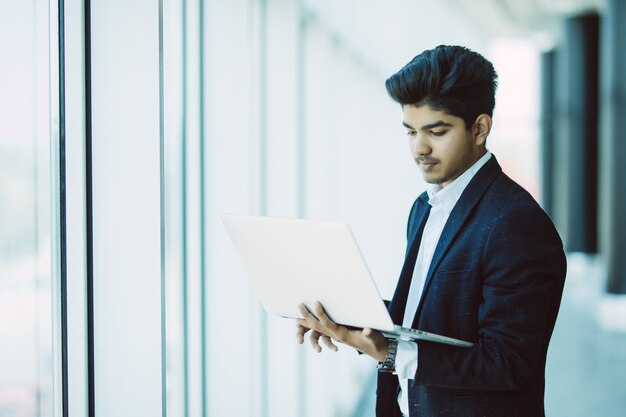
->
[472,114,492,146]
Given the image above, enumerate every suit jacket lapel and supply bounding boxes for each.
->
[388,193,431,325]
[412,156,503,327]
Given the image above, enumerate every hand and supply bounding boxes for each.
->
[296,306,339,353]
[296,322,339,353]
[296,301,389,362]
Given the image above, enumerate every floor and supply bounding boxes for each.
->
[545,254,626,416]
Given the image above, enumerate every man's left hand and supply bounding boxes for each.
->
[296,301,389,362]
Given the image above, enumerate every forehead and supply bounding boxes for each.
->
[402,104,463,128]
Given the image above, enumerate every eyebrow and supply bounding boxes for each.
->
[402,120,453,130]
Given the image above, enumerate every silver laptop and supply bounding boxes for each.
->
[221,214,473,348]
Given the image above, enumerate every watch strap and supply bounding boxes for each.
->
[378,339,398,373]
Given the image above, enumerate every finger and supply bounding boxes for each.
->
[315,302,352,343]
[296,323,310,344]
[363,328,386,344]
[309,330,323,353]
[298,303,318,324]
[321,335,338,352]
[296,318,312,329]
[298,303,309,317]
[314,302,336,328]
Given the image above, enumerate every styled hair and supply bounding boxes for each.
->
[385,45,498,129]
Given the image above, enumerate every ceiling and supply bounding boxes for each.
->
[301,0,605,78]
[447,0,605,47]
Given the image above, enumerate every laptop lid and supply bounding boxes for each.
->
[221,214,395,332]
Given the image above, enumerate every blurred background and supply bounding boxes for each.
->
[1,0,625,416]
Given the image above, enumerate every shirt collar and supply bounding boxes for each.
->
[427,151,492,214]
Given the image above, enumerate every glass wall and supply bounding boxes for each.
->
[0,2,55,416]
[160,1,487,416]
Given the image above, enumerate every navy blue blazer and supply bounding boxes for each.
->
[376,156,567,417]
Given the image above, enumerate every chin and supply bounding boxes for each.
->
[424,176,445,185]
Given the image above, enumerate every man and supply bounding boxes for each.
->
[296,45,566,417]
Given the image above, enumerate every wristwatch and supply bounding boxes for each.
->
[378,339,398,373]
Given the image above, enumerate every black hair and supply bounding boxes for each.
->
[385,45,498,129]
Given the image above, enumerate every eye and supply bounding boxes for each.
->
[406,130,417,137]
[431,130,447,137]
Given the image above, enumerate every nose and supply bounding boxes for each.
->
[409,133,431,158]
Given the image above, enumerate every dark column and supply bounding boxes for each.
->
[554,14,599,253]
[600,0,626,294]
[540,50,556,218]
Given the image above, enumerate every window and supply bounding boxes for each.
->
[0,2,55,416]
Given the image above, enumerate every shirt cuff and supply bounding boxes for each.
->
[395,340,418,380]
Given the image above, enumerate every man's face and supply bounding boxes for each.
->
[402,104,485,188]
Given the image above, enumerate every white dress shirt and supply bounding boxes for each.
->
[396,152,492,416]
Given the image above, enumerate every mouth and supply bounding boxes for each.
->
[416,158,438,170]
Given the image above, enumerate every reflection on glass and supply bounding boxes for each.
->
[0,2,54,417]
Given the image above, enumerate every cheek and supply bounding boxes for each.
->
[449,149,466,164]
[446,140,473,162]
